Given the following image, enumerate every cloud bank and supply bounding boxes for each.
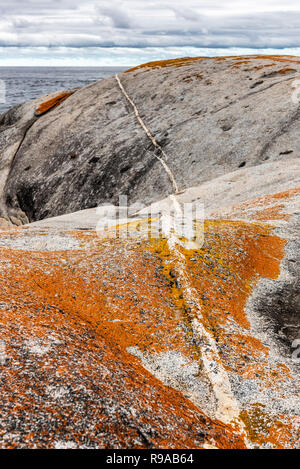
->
[0,0,300,65]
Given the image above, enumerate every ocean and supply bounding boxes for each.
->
[0,66,128,115]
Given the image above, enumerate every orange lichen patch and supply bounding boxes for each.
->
[0,242,246,449]
[240,404,275,446]
[214,187,300,222]
[243,188,300,209]
[264,415,300,449]
[265,187,300,200]
[126,55,300,73]
[240,405,298,448]
[221,334,269,365]
[246,64,275,71]
[242,362,293,390]
[103,217,286,336]
[276,67,297,74]
[179,220,289,393]
[0,210,294,448]
[250,55,300,63]
[182,220,285,330]
[126,57,208,72]
[145,220,289,387]
[35,91,73,116]
[232,55,300,64]
[13,243,192,356]
[230,61,296,72]
[136,218,297,448]
[251,205,290,221]
[231,60,251,69]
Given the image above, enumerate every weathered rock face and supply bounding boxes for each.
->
[0,160,299,448]
[0,56,299,449]
[0,55,300,224]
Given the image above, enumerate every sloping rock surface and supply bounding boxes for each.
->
[0,55,300,224]
[0,56,299,449]
[0,161,299,448]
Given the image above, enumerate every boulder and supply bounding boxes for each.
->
[0,55,299,223]
[0,56,299,448]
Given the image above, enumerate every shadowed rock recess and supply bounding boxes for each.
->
[0,55,299,449]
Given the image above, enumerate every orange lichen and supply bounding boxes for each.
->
[214,187,300,222]
[264,415,299,449]
[125,57,208,72]
[231,60,251,69]
[126,55,300,74]
[221,334,269,364]
[0,239,246,449]
[240,404,278,446]
[242,362,293,389]
[230,61,296,72]
[248,64,275,70]
[0,187,297,448]
[182,220,285,330]
[35,91,73,116]
[265,187,300,200]
[231,55,300,64]
[240,405,298,448]
[249,55,300,63]
[276,67,297,74]
[145,220,290,403]
[251,205,290,221]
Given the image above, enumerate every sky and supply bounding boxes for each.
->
[0,0,300,66]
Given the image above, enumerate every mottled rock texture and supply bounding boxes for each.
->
[0,56,299,449]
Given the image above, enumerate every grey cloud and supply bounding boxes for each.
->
[0,0,299,50]
[172,7,204,23]
[97,6,132,29]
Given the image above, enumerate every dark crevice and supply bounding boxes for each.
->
[258,107,300,161]
[0,104,23,127]
[120,164,131,174]
[15,184,38,222]
[250,80,264,89]
[89,156,100,164]
[9,118,38,172]
[260,69,297,79]
[255,281,300,355]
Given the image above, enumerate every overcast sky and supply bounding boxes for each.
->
[0,0,300,65]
